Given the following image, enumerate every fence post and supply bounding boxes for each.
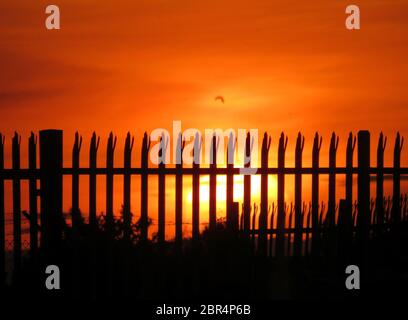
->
[12,133,22,278]
[123,132,134,241]
[192,133,201,242]
[269,204,275,257]
[70,132,83,296]
[89,133,99,228]
[251,203,258,249]
[376,133,386,233]
[123,132,134,296]
[311,133,322,256]
[346,133,355,220]
[326,133,339,257]
[294,132,304,257]
[357,130,370,254]
[72,132,82,230]
[209,135,217,231]
[141,133,150,242]
[175,133,184,247]
[28,133,38,260]
[244,133,252,233]
[276,132,287,257]
[259,133,271,255]
[39,129,63,254]
[392,133,403,226]
[0,133,5,287]
[158,134,167,244]
[226,132,235,228]
[328,132,338,226]
[305,206,311,256]
[106,132,116,296]
[289,206,295,256]
[88,132,99,299]
[106,132,116,233]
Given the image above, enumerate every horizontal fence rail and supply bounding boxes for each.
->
[1,167,408,178]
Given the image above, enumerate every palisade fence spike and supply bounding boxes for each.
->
[400,133,404,151]
[97,137,100,150]
[131,132,135,150]
[245,132,251,158]
[336,136,339,151]
[226,131,235,165]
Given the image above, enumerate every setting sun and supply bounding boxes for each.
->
[186,175,278,206]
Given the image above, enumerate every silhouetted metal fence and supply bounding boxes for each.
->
[0,129,407,286]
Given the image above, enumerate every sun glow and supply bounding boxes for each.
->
[187,175,278,205]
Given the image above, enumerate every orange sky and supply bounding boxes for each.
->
[1,1,408,237]
[1,0,407,140]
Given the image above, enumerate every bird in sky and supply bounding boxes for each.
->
[214,96,225,104]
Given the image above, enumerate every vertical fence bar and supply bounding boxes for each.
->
[209,134,217,231]
[392,133,403,225]
[346,133,355,223]
[192,133,201,241]
[0,134,5,287]
[89,132,99,299]
[106,132,116,297]
[89,133,99,228]
[259,133,271,255]
[28,133,38,260]
[158,134,167,244]
[39,129,63,254]
[305,205,311,256]
[141,133,150,242]
[226,132,235,227]
[106,132,116,232]
[123,132,134,241]
[294,133,304,257]
[71,132,82,296]
[72,132,82,230]
[251,204,258,248]
[287,205,293,256]
[328,132,338,226]
[243,133,252,233]
[276,133,287,257]
[175,133,184,246]
[312,133,322,256]
[326,133,339,256]
[269,204,275,257]
[123,132,133,297]
[357,130,370,252]
[12,133,21,277]
[376,133,386,232]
